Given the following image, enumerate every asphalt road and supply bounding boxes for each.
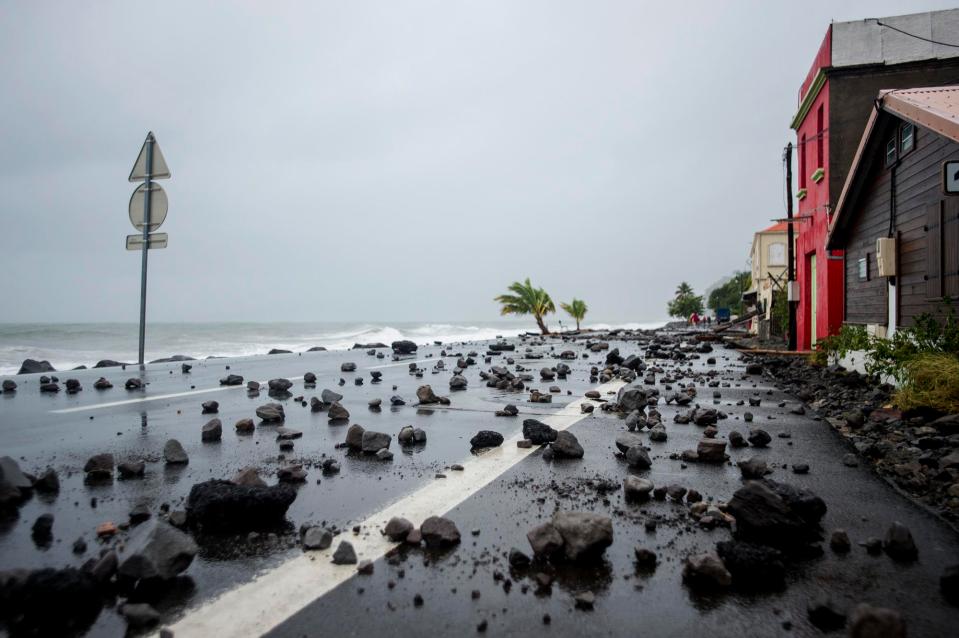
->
[1,335,958,637]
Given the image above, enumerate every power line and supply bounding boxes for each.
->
[874,19,959,49]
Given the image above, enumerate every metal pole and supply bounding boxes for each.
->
[785,142,797,351]
[138,134,154,367]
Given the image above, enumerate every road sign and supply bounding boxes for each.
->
[128,131,171,367]
[944,160,959,195]
[129,133,170,182]
[126,233,168,250]
[129,182,168,231]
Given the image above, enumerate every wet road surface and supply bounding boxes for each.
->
[1,335,958,636]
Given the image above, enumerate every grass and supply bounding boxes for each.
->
[894,353,959,413]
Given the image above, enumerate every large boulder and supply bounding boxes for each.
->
[201,418,222,442]
[328,402,350,421]
[550,511,613,561]
[163,439,189,464]
[1,456,34,495]
[615,433,645,453]
[715,540,785,590]
[321,389,343,404]
[83,453,114,479]
[118,520,198,581]
[268,378,293,392]
[420,516,461,547]
[616,386,647,412]
[522,419,557,445]
[682,552,732,589]
[696,439,727,463]
[383,517,414,541]
[416,385,440,404]
[625,446,651,469]
[346,424,365,450]
[623,476,654,501]
[220,374,243,386]
[0,568,101,635]
[726,480,825,549]
[93,359,125,368]
[551,431,584,458]
[470,431,504,449]
[527,522,565,557]
[185,480,297,531]
[255,403,285,423]
[392,340,418,355]
[18,359,55,375]
[361,430,391,454]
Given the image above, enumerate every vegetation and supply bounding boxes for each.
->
[812,301,959,411]
[495,278,555,335]
[895,354,959,413]
[770,288,789,336]
[667,282,704,319]
[560,298,588,331]
[707,271,752,316]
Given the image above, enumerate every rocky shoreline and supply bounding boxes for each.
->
[745,352,959,529]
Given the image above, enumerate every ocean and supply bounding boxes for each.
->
[0,320,667,375]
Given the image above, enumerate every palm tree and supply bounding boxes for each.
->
[676,282,694,297]
[560,298,588,331]
[495,278,556,335]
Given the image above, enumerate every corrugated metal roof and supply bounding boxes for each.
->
[884,85,959,142]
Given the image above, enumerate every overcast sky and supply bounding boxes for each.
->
[1,0,955,324]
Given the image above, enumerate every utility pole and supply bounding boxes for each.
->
[785,142,798,351]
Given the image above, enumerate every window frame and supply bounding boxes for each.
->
[768,242,786,267]
[799,134,807,189]
[900,121,916,156]
[885,137,897,168]
[816,104,824,169]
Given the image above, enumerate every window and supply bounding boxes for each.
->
[816,104,824,168]
[799,134,807,189]
[858,255,869,281]
[885,137,897,167]
[901,122,915,155]
[768,242,786,266]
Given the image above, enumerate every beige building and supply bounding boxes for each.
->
[747,222,789,334]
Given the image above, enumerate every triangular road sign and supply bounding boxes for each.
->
[129,132,171,182]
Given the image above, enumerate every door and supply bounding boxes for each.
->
[810,254,818,347]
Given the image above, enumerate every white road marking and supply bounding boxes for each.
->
[49,377,304,414]
[167,379,625,638]
[367,358,435,369]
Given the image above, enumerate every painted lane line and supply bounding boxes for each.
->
[366,358,435,369]
[49,376,305,415]
[168,379,626,638]
[54,356,465,414]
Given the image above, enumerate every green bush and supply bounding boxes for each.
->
[813,301,959,385]
[811,325,869,367]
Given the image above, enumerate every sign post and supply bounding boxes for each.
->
[128,132,171,366]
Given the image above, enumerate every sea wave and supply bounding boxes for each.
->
[0,320,666,375]
[0,322,530,375]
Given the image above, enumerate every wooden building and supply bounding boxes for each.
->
[827,86,959,336]
[790,10,959,348]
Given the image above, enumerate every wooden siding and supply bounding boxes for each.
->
[842,117,959,326]
[828,59,959,206]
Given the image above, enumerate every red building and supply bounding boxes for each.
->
[790,10,959,349]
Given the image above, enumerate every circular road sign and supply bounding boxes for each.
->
[129,182,168,232]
